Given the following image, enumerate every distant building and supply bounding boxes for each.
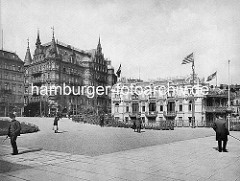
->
[111,75,235,127]
[24,31,116,116]
[0,50,24,116]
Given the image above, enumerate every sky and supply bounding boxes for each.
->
[1,0,240,84]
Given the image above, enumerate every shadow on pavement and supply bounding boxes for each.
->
[213,147,218,151]
[54,130,68,133]
[18,148,43,155]
[0,160,31,173]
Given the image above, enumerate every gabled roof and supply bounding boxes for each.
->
[0,49,23,63]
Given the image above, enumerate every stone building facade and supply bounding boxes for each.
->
[24,31,116,116]
[0,50,24,116]
[111,75,235,127]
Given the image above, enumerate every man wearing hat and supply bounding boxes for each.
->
[212,115,229,152]
[7,112,21,155]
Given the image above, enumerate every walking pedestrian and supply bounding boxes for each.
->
[212,116,229,152]
[7,112,21,155]
[53,113,60,133]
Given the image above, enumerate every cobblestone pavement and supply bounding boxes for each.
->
[0,117,240,181]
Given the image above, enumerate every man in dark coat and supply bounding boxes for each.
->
[212,116,229,152]
[7,113,21,155]
[53,113,60,133]
[99,113,104,127]
[136,113,142,133]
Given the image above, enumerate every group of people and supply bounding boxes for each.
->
[5,111,231,155]
[132,114,143,133]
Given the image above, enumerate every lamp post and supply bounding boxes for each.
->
[227,60,231,131]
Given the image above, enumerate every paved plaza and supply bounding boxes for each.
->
[0,117,240,181]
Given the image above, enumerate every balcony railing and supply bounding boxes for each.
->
[205,106,234,113]
[145,111,158,117]
[163,111,177,118]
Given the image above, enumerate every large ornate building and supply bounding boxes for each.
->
[111,75,235,127]
[0,50,24,116]
[24,30,116,116]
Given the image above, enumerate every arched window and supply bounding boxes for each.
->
[115,103,119,113]
[188,101,192,111]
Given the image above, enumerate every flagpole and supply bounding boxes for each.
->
[216,71,217,87]
[192,53,195,128]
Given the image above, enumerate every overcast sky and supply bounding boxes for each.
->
[1,0,240,84]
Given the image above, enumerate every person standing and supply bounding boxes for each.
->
[136,113,142,133]
[7,113,21,155]
[212,116,229,152]
[53,114,60,133]
[99,113,105,127]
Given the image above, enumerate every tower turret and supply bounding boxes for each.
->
[24,38,32,66]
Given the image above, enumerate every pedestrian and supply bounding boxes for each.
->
[136,113,142,133]
[99,113,104,127]
[53,113,60,133]
[212,116,229,152]
[132,118,136,132]
[7,112,21,155]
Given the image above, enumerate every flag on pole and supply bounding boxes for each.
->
[207,71,217,81]
[182,53,194,64]
[116,64,121,77]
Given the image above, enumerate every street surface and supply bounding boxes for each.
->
[1,117,214,156]
[1,117,240,181]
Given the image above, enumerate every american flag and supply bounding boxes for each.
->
[116,64,121,77]
[207,71,217,81]
[182,53,194,64]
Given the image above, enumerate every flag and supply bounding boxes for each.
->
[116,64,121,77]
[182,53,194,64]
[207,71,217,81]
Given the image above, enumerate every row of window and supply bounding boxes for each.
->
[0,62,23,72]
[0,82,23,93]
[0,72,23,81]
[62,67,83,75]
[27,62,58,74]
[94,57,106,65]
[114,104,192,113]
[26,74,59,84]
[93,65,107,73]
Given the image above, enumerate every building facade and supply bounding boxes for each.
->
[24,31,116,116]
[0,50,24,116]
[111,75,235,127]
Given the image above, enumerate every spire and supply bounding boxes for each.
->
[49,26,57,56]
[52,26,55,40]
[97,35,102,53]
[24,38,32,66]
[35,29,41,47]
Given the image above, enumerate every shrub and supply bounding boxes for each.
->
[72,114,174,130]
[0,120,40,136]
